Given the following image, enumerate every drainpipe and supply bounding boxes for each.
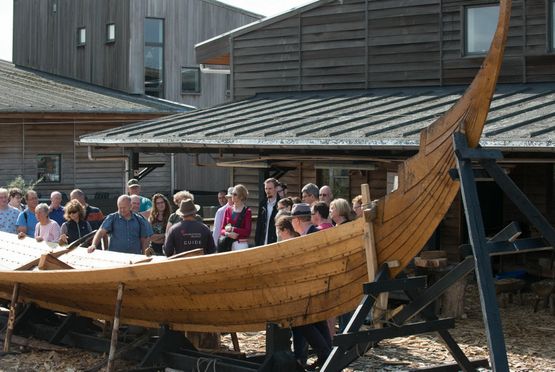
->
[171,153,175,195]
[87,146,130,194]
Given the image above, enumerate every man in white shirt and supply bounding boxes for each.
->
[212,187,233,246]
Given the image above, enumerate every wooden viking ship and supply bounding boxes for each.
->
[0,0,511,333]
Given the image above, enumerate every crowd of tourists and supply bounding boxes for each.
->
[0,177,366,370]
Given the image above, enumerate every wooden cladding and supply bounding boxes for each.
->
[231,0,555,99]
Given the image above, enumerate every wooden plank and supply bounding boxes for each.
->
[361,184,388,328]
[38,254,75,270]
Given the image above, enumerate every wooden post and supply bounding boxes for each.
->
[3,283,20,352]
[106,283,125,372]
[360,184,388,328]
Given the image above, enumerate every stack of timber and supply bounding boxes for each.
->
[0,0,511,333]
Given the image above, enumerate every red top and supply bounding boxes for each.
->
[221,206,252,240]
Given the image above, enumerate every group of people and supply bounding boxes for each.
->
[0,187,105,246]
[0,177,366,370]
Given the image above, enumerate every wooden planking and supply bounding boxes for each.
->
[0,122,24,186]
[175,153,231,194]
[230,0,555,98]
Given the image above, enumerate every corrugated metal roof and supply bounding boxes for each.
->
[0,60,193,115]
[79,83,555,152]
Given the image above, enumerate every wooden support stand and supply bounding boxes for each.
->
[360,184,388,327]
[106,282,125,372]
[3,283,20,352]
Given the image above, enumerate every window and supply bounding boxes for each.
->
[181,67,201,93]
[106,23,116,43]
[144,18,164,98]
[464,5,499,55]
[77,27,86,46]
[52,0,57,13]
[37,155,61,183]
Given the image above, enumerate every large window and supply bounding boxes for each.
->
[144,18,164,98]
[464,5,499,55]
[181,67,201,93]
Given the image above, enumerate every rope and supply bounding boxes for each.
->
[196,357,217,372]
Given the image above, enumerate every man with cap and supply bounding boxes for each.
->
[87,195,152,254]
[212,187,233,246]
[287,203,332,369]
[127,179,152,218]
[164,199,215,257]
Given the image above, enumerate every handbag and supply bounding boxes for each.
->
[217,207,247,253]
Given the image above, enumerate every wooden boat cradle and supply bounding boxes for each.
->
[0,0,512,340]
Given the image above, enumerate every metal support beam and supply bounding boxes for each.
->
[139,325,193,367]
[333,319,455,350]
[49,313,77,344]
[107,283,125,372]
[453,133,509,372]
[392,257,474,325]
[3,283,20,352]
[481,158,555,248]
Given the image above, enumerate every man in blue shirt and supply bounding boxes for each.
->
[48,191,65,226]
[87,195,151,254]
[16,190,39,238]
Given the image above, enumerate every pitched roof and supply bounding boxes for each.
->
[0,60,193,116]
[79,83,555,153]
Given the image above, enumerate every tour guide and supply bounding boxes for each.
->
[164,199,216,257]
[87,195,152,254]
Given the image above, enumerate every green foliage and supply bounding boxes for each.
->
[4,176,42,194]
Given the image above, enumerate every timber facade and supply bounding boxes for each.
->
[13,0,260,108]
[210,0,555,99]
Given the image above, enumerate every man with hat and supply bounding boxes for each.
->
[212,187,233,246]
[127,179,152,217]
[288,203,319,236]
[287,203,332,369]
[164,199,215,257]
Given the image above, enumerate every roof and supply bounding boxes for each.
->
[200,0,263,19]
[0,60,193,116]
[196,0,332,65]
[79,83,555,153]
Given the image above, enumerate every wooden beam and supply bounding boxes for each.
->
[38,254,75,271]
[106,283,125,372]
[3,283,20,352]
[361,184,388,328]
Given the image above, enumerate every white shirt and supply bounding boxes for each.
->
[213,204,230,245]
[264,197,277,245]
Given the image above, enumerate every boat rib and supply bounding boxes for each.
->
[0,0,511,332]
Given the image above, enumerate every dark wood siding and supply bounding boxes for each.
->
[13,0,258,108]
[231,0,555,99]
[0,119,171,211]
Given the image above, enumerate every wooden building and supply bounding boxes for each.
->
[81,0,555,257]
[12,0,261,194]
[0,61,189,212]
[13,0,260,108]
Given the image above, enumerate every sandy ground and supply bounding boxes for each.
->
[0,283,554,371]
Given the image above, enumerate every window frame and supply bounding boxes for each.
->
[462,4,500,56]
[76,27,86,47]
[37,154,62,184]
[181,66,202,94]
[144,17,165,98]
[106,23,116,43]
